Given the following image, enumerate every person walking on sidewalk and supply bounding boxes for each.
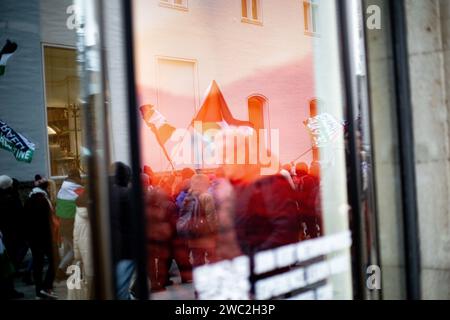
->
[69,190,93,299]
[55,169,83,280]
[24,175,58,299]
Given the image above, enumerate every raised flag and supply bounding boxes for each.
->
[0,119,35,163]
[304,113,344,148]
[140,104,176,145]
[193,80,254,135]
[56,180,84,219]
[0,40,18,76]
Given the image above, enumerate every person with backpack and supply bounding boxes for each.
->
[178,174,218,267]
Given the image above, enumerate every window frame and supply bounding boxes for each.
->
[241,0,263,26]
[159,0,189,11]
[303,0,320,36]
[41,43,83,179]
[247,94,271,150]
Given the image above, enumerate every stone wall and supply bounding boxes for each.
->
[365,0,407,300]
[406,0,450,300]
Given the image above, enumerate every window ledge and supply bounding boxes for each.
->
[304,31,320,37]
[159,2,189,11]
[241,17,263,26]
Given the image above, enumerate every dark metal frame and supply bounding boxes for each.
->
[113,0,415,301]
[336,0,367,300]
[359,0,383,300]
[122,0,150,300]
[80,0,116,299]
[389,0,421,300]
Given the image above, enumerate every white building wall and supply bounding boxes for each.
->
[133,0,316,171]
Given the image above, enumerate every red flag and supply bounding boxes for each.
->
[193,81,254,132]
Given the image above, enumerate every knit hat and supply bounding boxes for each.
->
[0,175,13,190]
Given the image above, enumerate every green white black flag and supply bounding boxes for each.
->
[0,119,35,163]
[0,40,18,76]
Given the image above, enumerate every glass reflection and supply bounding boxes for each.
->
[128,0,352,300]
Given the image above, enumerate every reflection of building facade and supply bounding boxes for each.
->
[0,0,80,180]
[134,0,318,171]
[1,0,450,301]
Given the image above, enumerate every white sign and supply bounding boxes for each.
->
[254,231,352,275]
[193,256,251,300]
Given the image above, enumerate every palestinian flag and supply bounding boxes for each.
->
[0,119,35,163]
[193,80,254,135]
[56,181,84,219]
[140,104,176,145]
[0,40,18,76]
[304,113,344,148]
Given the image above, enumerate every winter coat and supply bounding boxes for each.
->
[209,178,242,261]
[110,183,135,261]
[146,188,175,244]
[146,188,176,264]
[176,190,188,211]
[181,191,217,249]
[23,188,54,247]
[297,175,320,216]
[0,187,26,257]
[73,207,93,277]
[0,231,15,281]
[232,174,300,255]
[110,162,135,262]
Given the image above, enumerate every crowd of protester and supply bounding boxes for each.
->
[0,159,323,299]
[138,160,323,294]
[0,169,88,300]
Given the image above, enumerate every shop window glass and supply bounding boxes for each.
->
[127,0,353,300]
[44,46,84,177]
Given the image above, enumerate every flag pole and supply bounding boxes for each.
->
[161,120,193,173]
[291,147,313,163]
[150,124,176,172]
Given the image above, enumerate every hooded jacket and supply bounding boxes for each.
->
[24,187,54,246]
[110,162,135,261]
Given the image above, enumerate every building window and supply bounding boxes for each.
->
[241,0,263,25]
[44,46,84,177]
[248,95,270,149]
[303,0,319,35]
[159,0,188,10]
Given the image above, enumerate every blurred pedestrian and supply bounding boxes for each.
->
[178,174,218,267]
[55,169,83,280]
[0,175,27,272]
[24,175,58,299]
[71,189,93,300]
[0,229,23,299]
[110,162,136,299]
[146,187,176,291]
